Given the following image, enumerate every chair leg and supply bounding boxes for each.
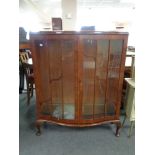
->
[31,83,33,97]
[115,121,121,137]
[27,83,30,105]
[128,121,134,137]
[121,115,126,128]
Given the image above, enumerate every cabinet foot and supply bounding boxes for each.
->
[36,130,41,136]
[115,121,121,137]
[36,122,42,136]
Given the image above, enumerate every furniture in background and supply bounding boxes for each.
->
[19,51,29,62]
[19,50,34,105]
[22,62,34,105]
[19,27,28,43]
[19,43,31,94]
[19,26,29,93]
[52,18,63,30]
[30,31,128,136]
[121,50,135,108]
[122,55,135,137]
[19,42,30,50]
[81,26,95,31]
[122,78,135,137]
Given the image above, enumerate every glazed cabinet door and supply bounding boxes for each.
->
[79,36,124,121]
[33,37,78,121]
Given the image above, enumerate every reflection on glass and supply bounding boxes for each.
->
[82,39,123,119]
[61,40,75,120]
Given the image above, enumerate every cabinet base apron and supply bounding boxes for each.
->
[35,119,121,137]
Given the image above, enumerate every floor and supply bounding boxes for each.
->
[19,93,135,155]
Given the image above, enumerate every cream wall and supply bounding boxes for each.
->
[61,0,77,30]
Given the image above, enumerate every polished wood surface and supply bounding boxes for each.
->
[19,42,31,50]
[30,31,128,136]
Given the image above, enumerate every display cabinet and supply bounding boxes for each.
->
[30,31,128,136]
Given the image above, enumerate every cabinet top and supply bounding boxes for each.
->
[30,31,129,36]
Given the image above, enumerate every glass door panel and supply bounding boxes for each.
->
[38,39,76,120]
[61,40,76,120]
[106,40,123,116]
[94,40,109,118]
[82,39,96,119]
[82,39,109,119]
[49,40,63,118]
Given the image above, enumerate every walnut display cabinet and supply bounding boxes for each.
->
[30,31,128,136]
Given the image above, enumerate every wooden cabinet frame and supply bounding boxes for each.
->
[30,31,128,136]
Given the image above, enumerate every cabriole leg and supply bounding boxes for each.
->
[36,121,42,136]
[115,121,121,137]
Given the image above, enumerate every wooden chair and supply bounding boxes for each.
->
[19,52,29,63]
[19,52,34,105]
